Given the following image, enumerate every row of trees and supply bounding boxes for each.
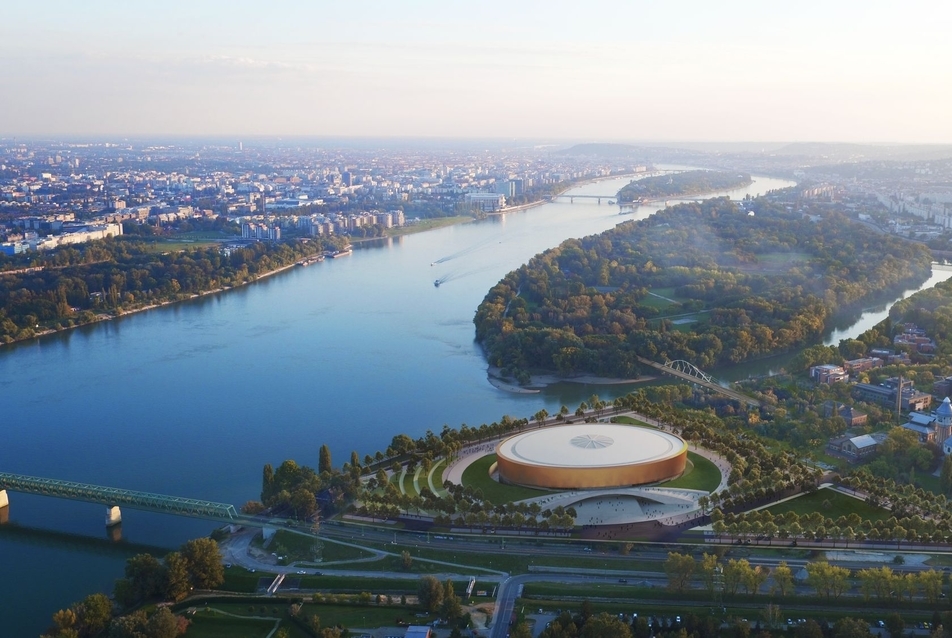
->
[113,538,224,607]
[474,198,932,381]
[665,552,945,604]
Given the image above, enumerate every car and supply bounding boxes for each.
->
[249,568,256,573]
[297,570,307,574]
[225,563,232,568]
[618,579,628,584]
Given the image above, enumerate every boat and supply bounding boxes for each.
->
[608,200,615,205]
[434,280,441,287]
[328,248,353,258]
[298,255,325,267]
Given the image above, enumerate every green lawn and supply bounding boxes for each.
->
[427,458,448,495]
[660,452,721,492]
[384,216,473,237]
[460,454,548,503]
[762,487,890,522]
[268,530,320,562]
[401,468,419,497]
[184,613,277,638]
[318,540,376,562]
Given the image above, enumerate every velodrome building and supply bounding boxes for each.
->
[494,423,687,490]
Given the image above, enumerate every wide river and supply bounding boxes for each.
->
[4,170,943,635]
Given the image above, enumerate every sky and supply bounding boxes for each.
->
[1,0,950,142]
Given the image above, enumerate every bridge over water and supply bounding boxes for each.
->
[0,471,241,527]
[636,357,761,407]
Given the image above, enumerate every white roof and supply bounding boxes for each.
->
[849,434,878,449]
[497,424,685,469]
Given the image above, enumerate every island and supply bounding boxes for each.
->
[473,195,932,384]
[617,169,752,203]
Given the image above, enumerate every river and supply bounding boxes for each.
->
[1,170,937,635]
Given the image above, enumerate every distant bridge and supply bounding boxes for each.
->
[0,471,240,526]
[636,357,761,407]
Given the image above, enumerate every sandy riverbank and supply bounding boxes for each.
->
[487,366,656,394]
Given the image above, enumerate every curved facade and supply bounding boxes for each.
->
[495,424,687,489]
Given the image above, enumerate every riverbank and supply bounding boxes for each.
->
[487,365,655,394]
[2,260,302,349]
[490,171,649,216]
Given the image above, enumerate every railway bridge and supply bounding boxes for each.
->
[636,357,761,407]
[0,471,241,527]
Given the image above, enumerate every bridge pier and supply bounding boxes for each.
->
[0,489,8,510]
[569,197,574,203]
[106,505,122,527]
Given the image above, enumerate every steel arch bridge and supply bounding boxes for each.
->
[663,359,713,384]
[0,472,238,521]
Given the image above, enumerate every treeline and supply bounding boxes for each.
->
[617,170,751,202]
[474,198,932,380]
[0,234,348,343]
[40,538,223,638]
[889,277,952,353]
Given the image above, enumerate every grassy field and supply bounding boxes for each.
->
[267,530,320,562]
[184,613,278,638]
[319,540,376,562]
[660,452,721,492]
[138,239,219,253]
[763,487,890,522]
[460,454,548,503]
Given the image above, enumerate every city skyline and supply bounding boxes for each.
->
[2,1,951,142]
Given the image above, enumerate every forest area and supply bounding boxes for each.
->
[474,197,933,382]
[617,169,752,202]
[0,234,347,343]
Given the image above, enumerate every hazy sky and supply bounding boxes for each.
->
[2,0,950,142]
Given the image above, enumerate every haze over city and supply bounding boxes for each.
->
[2,0,950,142]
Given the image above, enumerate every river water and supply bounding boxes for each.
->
[3,170,936,635]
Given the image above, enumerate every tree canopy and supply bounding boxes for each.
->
[474,198,931,380]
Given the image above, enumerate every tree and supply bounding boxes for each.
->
[664,551,696,593]
[163,551,191,602]
[920,569,943,604]
[401,550,413,571]
[290,486,318,520]
[319,444,333,475]
[145,607,183,638]
[78,592,113,636]
[832,617,873,638]
[123,553,165,604]
[510,621,533,638]
[885,613,904,638]
[180,538,224,590]
[699,553,720,596]
[772,561,793,597]
[417,575,443,613]
[262,463,275,502]
[441,579,463,622]
[581,613,632,638]
[941,456,952,496]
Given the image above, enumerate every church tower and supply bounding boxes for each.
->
[936,396,952,444]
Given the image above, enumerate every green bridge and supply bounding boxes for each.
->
[0,471,239,526]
